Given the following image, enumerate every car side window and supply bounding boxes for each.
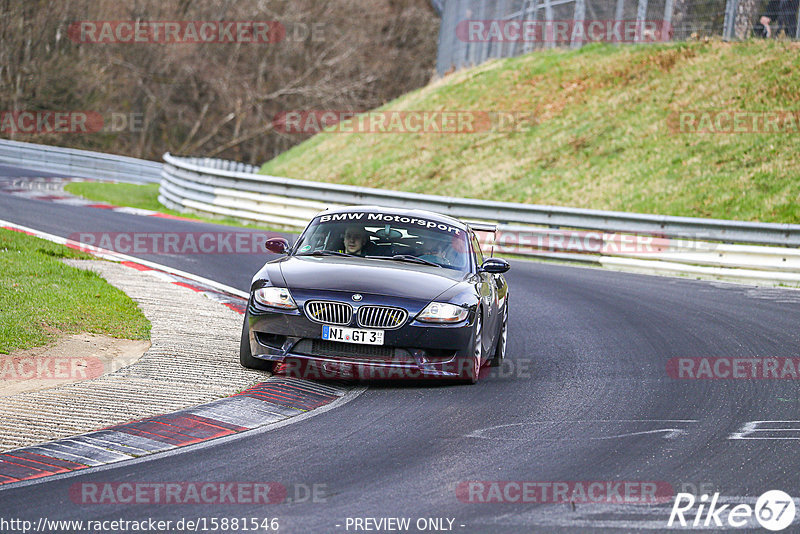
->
[470,232,484,268]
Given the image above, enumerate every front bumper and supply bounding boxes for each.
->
[247,291,475,380]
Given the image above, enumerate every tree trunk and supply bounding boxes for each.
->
[735,0,761,38]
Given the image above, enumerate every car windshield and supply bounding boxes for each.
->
[294,212,471,271]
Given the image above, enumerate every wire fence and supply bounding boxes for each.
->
[435,0,799,73]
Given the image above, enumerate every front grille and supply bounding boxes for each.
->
[311,339,396,359]
[305,301,353,326]
[292,339,414,362]
[357,306,408,329]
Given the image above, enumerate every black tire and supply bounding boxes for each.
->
[459,312,483,384]
[240,314,275,372]
[488,300,508,368]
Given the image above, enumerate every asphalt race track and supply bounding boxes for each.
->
[2,166,800,532]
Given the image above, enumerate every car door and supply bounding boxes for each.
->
[470,231,497,356]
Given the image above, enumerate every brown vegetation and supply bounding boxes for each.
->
[0,0,439,163]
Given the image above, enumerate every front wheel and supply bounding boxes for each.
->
[240,314,275,372]
[459,313,483,384]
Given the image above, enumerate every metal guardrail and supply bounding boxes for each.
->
[162,152,800,248]
[0,139,161,184]
[488,226,800,283]
[160,152,800,285]
[1,141,797,285]
[159,155,337,228]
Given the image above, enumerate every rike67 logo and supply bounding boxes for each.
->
[668,490,796,531]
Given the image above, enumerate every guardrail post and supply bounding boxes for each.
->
[796,2,800,38]
[544,0,554,48]
[663,0,674,39]
[723,0,739,40]
[615,0,626,44]
[571,0,586,48]
[635,0,649,42]
[521,0,538,54]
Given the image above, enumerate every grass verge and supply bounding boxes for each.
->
[260,39,800,224]
[0,228,150,354]
[65,182,167,212]
[63,181,278,230]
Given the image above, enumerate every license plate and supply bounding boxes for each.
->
[322,325,384,345]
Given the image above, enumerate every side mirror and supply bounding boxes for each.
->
[265,237,290,254]
[479,258,510,274]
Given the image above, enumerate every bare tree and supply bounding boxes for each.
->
[0,0,439,163]
[735,0,762,37]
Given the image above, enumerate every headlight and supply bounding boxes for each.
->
[254,287,297,310]
[416,302,469,323]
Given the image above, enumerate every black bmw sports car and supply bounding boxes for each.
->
[240,206,510,384]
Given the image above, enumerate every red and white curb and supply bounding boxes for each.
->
[0,219,360,487]
[0,378,351,486]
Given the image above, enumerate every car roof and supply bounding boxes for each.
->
[318,205,471,232]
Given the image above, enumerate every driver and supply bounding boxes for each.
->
[419,239,451,265]
[340,225,371,256]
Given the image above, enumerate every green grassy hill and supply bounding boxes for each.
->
[260,40,800,223]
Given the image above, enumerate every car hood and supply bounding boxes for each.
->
[277,255,465,300]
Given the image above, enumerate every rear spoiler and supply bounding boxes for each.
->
[464,221,498,258]
[464,221,498,233]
